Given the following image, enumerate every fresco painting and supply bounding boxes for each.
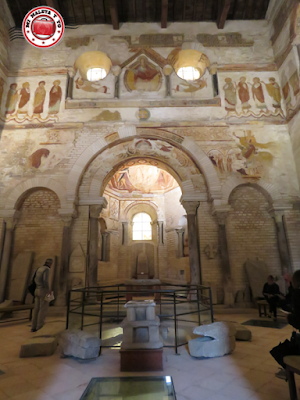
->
[1,76,66,122]
[124,56,163,92]
[220,73,285,118]
[207,130,275,180]
[72,70,115,100]
[279,49,300,119]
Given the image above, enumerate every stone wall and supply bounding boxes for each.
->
[227,185,282,292]
[12,189,63,275]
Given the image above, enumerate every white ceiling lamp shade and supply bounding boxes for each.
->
[173,49,210,81]
[74,51,112,82]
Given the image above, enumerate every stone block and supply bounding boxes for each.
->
[189,335,236,358]
[235,325,252,341]
[61,329,101,359]
[193,322,236,339]
[20,337,57,358]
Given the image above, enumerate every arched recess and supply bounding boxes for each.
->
[226,184,282,293]
[66,126,222,204]
[0,177,68,211]
[222,176,283,207]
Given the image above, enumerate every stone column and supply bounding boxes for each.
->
[122,222,129,245]
[157,221,164,245]
[270,209,292,274]
[0,212,20,304]
[214,206,234,306]
[89,200,107,288]
[175,228,185,258]
[181,201,201,285]
[67,68,75,100]
[101,232,109,261]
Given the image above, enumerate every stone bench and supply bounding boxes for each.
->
[20,337,57,358]
[0,303,34,323]
[284,356,300,400]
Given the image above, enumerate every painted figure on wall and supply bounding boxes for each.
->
[173,78,207,93]
[251,77,268,111]
[28,148,50,168]
[286,60,300,97]
[223,78,237,111]
[125,56,162,92]
[48,80,62,114]
[264,77,282,108]
[5,83,18,115]
[17,82,30,114]
[209,150,225,173]
[33,81,46,115]
[237,77,250,109]
[75,77,109,93]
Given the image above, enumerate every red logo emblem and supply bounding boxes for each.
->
[22,6,64,48]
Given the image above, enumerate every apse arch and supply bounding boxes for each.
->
[66,126,222,204]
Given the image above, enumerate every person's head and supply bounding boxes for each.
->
[22,82,29,89]
[240,77,246,83]
[267,275,274,285]
[39,81,45,87]
[283,270,292,284]
[253,77,260,84]
[53,80,60,86]
[292,270,300,289]
[10,83,17,90]
[225,78,232,84]
[269,77,275,83]
[44,258,53,268]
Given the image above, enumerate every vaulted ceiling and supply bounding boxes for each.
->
[6,0,271,30]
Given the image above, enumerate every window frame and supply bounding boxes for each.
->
[132,212,152,241]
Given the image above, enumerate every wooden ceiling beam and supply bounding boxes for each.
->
[161,0,168,28]
[217,0,231,29]
[45,0,60,11]
[110,0,119,29]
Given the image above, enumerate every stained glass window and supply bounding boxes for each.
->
[132,212,152,241]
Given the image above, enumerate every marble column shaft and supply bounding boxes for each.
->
[59,215,73,289]
[272,211,292,274]
[0,214,19,304]
[89,201,107,288]
[216,212,231,281]
[181,201,201,285]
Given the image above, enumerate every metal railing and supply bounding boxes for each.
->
[66,283,214,354]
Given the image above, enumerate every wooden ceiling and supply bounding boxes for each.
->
[6,0,271,30]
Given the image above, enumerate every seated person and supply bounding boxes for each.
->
[262,275,281,320]
[270,270,300,380]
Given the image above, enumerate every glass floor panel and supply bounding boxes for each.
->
[80,376,177,400]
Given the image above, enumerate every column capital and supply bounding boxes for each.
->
[58,208,77,226]
[212,204,231,225]
[60,215,73,227]
[89,198,108,218]
[3,210,21,229]
[181,201,200,215]
[175,227,185,234]
[67,67,75,77]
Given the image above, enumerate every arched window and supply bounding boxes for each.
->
[132,212,152,241]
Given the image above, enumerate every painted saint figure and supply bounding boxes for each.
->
[251,77,268,111]
[48,80,62,114]
[33,81,46,116]
[263,77,282,108]
[223,78,237,111]
[237,77,251,109]
[18,82,30,114]
[5,83,18,115]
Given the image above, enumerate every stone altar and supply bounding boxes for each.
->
[124,279,161,301]
[120,300,163,371]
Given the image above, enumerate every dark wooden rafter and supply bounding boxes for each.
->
[217,0,231,29]
[45,0,60,11]
[161,0,168,28]
[110,0,119,29]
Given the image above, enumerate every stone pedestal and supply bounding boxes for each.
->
[120,300,163,371]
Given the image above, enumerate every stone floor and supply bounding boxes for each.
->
[0,311,297,400]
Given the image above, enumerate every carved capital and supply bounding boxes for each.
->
[175,227,185,234]
[268,207,287,224]
[3,210,20,230]
[60,215,73,227]
[181,201,200,215]
[67,67,75,78]
[90,200,107,219]
[215,211,228,226]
